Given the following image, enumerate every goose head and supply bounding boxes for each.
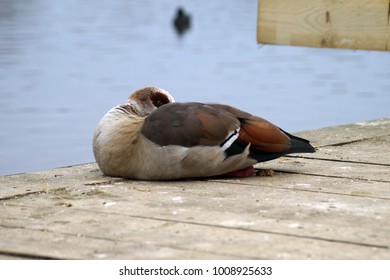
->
[127,86,175,117]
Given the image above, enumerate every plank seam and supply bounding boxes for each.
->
[0,189,49,201]
[314,134,390,149]
[3,212,388,251]
[285,155,390,167]
[0,250,61,260]
[273,170,390,184]
[214,176,390,201]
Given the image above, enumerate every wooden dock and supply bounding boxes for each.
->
[0,118,389,259]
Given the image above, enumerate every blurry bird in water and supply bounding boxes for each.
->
[173,7,191,36]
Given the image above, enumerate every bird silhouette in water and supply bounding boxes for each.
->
[173,7,191,36]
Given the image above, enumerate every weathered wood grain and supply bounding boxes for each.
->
[257,0,390,51]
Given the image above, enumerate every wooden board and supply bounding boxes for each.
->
[0,119,389,259]
[257,0,390,51]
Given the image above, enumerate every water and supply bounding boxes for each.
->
[0,0,389,176]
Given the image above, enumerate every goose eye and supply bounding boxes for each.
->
[151,92,171,107]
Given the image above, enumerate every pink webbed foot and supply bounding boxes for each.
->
[218,166,255,178]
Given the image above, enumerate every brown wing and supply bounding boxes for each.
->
[208,104,291,153]
[140,102,240,147]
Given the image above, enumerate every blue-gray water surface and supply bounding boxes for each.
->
[0,0,389,176]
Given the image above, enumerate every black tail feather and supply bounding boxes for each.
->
[280,129,316,154]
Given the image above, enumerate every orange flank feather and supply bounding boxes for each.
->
[238,117,290,153]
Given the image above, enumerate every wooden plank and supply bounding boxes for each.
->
[1,173,389,259]
[1,189,389,260]
[0,163,106,199]
[217,174,390,199]
[293,118,390,150]
[257,0,390,51]
[257,155,389,182]
[301,135,390,165]
[0,225,232,260]
[1,220,387,260]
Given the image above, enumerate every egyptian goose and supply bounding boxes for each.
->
[93,86,315,180]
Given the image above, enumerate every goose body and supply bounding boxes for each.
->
[93,86,315,180]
